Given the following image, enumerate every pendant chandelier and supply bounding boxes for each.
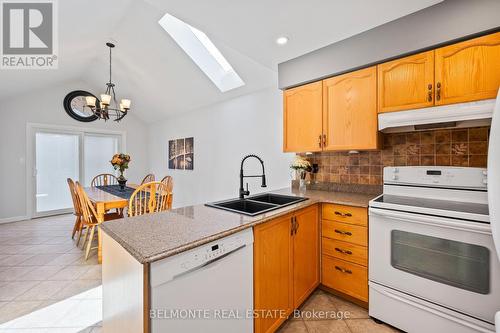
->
[85,42,131,122]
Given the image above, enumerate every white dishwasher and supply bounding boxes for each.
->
[150,228,254,333]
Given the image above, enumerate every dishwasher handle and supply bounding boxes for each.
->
[171,244,247,281]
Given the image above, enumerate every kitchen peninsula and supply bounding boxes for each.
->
[100,187,376,333]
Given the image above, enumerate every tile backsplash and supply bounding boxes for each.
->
[302,126,490,186]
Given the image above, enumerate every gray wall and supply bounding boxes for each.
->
[278,0,500,90]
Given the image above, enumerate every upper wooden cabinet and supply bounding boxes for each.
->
[323,66,378,150]
[283,32,500,152]
[377,50,435,113]
[435,32,500,105]
[283,81,323,152]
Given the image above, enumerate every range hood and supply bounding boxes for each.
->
[378,99,495,133]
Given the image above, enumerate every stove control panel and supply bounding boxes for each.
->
[384,166,487,190]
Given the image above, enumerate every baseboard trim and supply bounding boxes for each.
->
[0,216,29,224]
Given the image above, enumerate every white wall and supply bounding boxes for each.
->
[148,87,294,208]
[0,80,150,221]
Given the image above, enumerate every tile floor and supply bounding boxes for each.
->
[0,214,102,332]
[0,214,401,333]
[277,290,402,333]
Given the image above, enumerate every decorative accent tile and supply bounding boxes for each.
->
[301,126,489,186]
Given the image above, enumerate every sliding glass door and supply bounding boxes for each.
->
[32,127,122,217]
[35,131,80,214]
[83,134,120,186]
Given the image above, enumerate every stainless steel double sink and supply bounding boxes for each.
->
[206,193,308,216]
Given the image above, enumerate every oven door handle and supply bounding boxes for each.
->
[368,207,492,235]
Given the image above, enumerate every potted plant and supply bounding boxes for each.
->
[290,156,312,190]
[111,153,131,190]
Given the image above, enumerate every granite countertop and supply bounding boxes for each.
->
[100,187,379,264]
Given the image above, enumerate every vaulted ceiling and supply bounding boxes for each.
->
[0,0,442,122]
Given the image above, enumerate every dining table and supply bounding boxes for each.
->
[83,184,173,263]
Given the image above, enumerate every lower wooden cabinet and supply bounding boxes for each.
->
[292,205,319,308]
[254,204,319,333]
[321,203,369,304]
[321,255,368,302]
[322,238,368,266]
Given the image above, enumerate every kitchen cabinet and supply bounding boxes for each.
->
[292,205,319,308]
[254,213,293,333]
[283,81,323,152]
[377,50,435,113]
[254,204,319,333]
[321,203,368,303]
[435,32,500,105]
[323,66,379,150]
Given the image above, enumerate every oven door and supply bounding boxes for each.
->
[369,207,500,324]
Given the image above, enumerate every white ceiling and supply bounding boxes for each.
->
[0,0,442,122]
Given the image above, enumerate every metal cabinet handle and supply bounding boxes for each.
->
[334,229,352,236]
[318,135,322,148]
[334,211,352,217]
[335,266,352,274]
[436,82,441,101]
[322,134,327,147]
[427,83,433,102]
[334,247,353,255]
[290,216,299,235]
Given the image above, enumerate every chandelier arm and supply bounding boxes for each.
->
[111,85,118,106]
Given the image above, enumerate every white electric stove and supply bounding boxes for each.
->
[369,166,499,333]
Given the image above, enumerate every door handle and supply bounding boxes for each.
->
[334,211,352,217]
[335,266,352,274]
[436,82,441,101]
[334,247,353,255]
[322,134,327,147]
[290,216,295,236]
[294,216,299,235]
[334,229,352,236]
[318,135,322,148]
[427,83,433,102]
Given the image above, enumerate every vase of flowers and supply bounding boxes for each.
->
[290,156,312,190]
[111,153,131,190]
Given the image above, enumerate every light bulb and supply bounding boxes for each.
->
[120,99,131,110]
[85,96,96,107]
[101,94,111,106]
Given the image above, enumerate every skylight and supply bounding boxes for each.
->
[159,13,245,93]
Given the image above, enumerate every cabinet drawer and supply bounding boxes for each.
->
[322,204,367,226]
[322,238,367,266]
[322,256,368,302]
[322,220,367,246]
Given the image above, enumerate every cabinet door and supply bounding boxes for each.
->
[323,66,378,151]
[377,50,435,113]
[435,32,500,105]
[292,205,319,308]
[254,214,293,333]
[283,81,323,152]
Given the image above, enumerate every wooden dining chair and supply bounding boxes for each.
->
[160,176,173,209]
[67,178,84,245]
[160,175,173,191]
[140,173,155,185]
[128,181,171,217]
[91,173,118,187]
[75,182,122,260]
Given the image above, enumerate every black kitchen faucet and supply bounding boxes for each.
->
[239,154,267,199]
